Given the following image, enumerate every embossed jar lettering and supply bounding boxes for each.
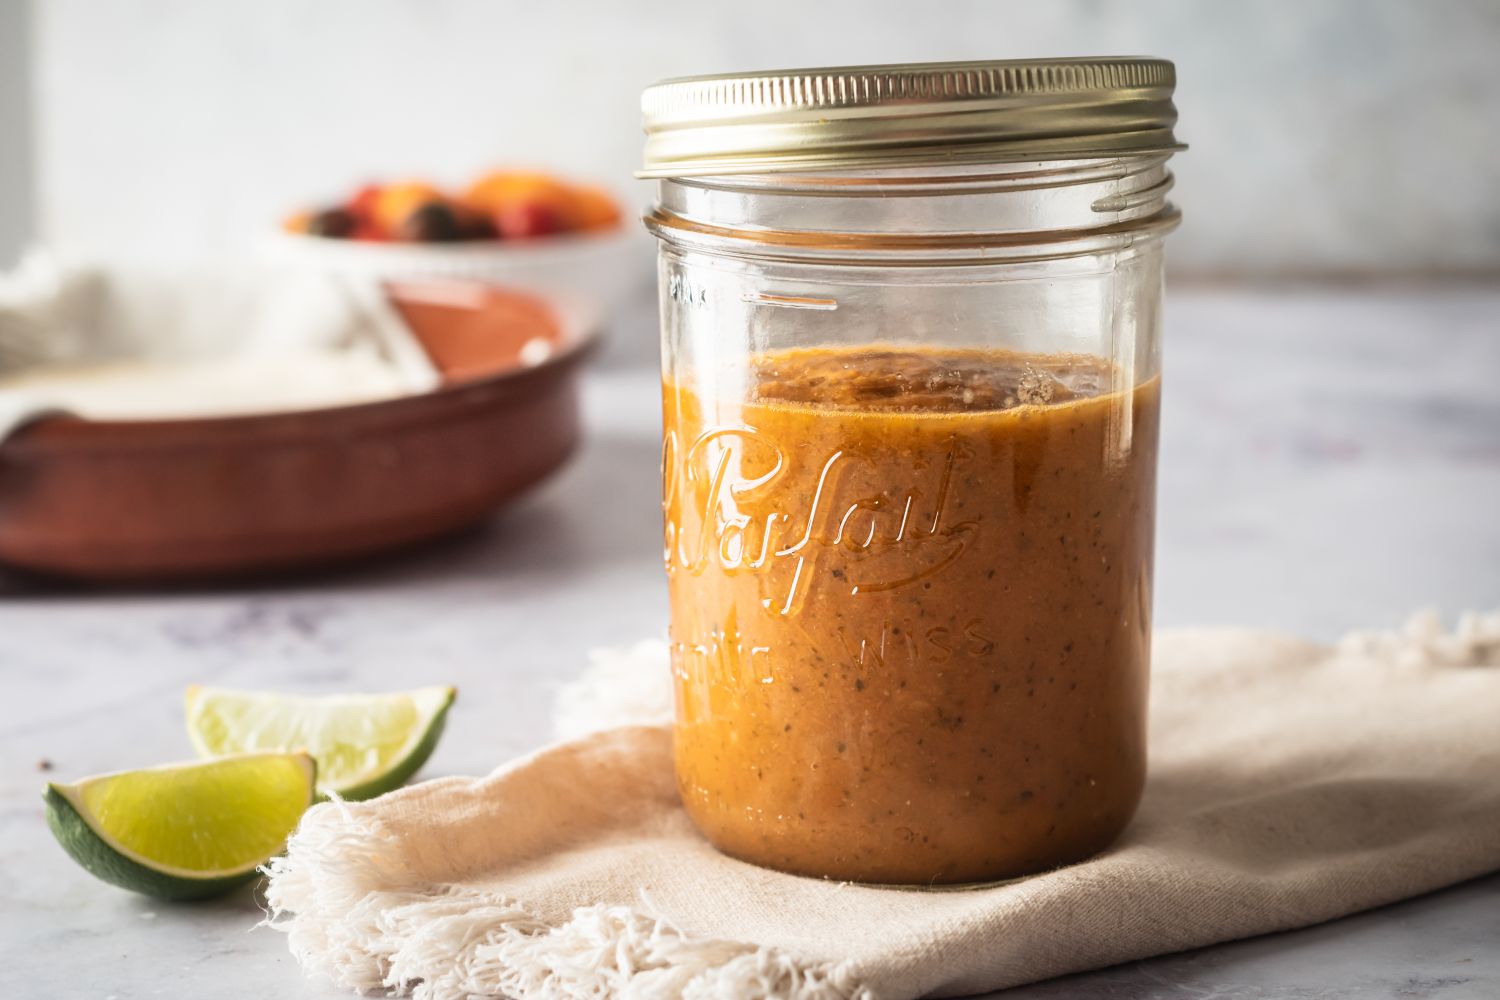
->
[663,426,976,616]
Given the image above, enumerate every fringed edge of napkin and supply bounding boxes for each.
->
[1339,608,1500,668]
[261,798,871,1000]
[553,639,674,741]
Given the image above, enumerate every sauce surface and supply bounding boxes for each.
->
[662,346,1160,883]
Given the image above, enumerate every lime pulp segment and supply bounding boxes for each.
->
[44,751,316,899]
[185,685,455,799]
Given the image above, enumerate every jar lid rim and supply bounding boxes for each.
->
[639,57,1183,178]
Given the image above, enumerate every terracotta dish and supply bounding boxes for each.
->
[0,284,594,582]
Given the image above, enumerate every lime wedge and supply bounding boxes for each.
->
[44,752,315,900]
[185,685,455,801]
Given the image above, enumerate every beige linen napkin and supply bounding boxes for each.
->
[264,612,1500,999]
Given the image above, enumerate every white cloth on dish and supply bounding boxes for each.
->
[0,248,438,436]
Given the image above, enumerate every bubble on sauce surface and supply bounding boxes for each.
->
[749,347,1118,413]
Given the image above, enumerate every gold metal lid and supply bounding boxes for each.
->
[640,57,1182,178]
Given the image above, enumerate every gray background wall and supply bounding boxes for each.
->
[3,0,1499,278]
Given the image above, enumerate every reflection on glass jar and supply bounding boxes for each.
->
[642,58,1184,884]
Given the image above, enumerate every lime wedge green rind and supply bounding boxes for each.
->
[335,693,452,800]
[45,785,253,901]
[185,686,455,801]
[42,752,315,901]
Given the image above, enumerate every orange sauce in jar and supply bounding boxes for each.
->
[662,346,1160,884]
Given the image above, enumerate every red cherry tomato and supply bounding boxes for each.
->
[493,200,564,239]
[347,184,384,226]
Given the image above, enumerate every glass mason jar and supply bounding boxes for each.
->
[641,59,1184,884]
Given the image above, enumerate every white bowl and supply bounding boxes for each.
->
[263,226,647,317]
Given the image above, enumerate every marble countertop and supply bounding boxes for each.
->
[2,287,1497,999]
